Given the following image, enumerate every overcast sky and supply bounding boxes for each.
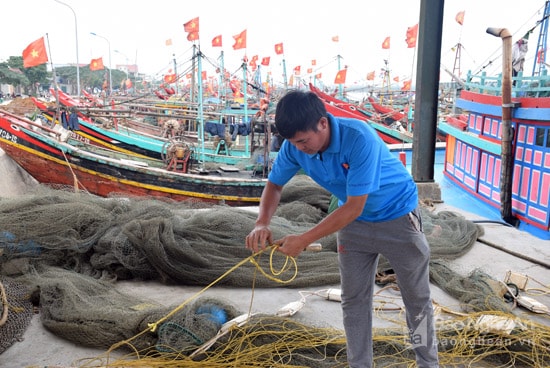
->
[1,0,546,88]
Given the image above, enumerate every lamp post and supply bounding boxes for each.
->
[90,32,112,96]
[114,49,129,78]
[54,0,80,99]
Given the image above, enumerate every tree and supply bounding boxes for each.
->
[0,56,49,96]
[1,54,133,96]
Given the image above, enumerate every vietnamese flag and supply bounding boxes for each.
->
[274,42,284,55]
[232,29,247,50]
[164,74,177,84]
[382,36,390,49]
[261,56,270,66]
[293,65,301,75]
[366,71,375,81]
[212,35,222,47]
[401,80,411,91]
[334,69,347,84]
[22,37,48,68]
[183,17,199,33]
[90,57,104,71]
[184,17,199,42]
[406,24,419,48]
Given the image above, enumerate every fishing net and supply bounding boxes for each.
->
[0,277,33,355]
[0,179,339,288]
[1,175,548,366]
[429,260,512,313]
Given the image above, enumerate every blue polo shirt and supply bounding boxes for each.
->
[268,113,418,222]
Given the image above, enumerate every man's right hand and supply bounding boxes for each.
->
[245,225,273,253]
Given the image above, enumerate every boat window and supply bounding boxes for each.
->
[547,129,550,148]
[535,127,546,147]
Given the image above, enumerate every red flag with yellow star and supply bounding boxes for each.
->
[405,24,418,48]
[22,37,48,68]
[90,57,104,71]
[232,30,247,50]
[334,69,347,84]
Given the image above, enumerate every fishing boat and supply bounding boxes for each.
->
[367,96,406,123]
[309,83,414,144]
[0,108,266,206]
[438,1,550,240]
[32,89,270,167]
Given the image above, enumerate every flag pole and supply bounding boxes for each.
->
[172,53,178,95]
[218,50,225,112]
[196,44,205,167]
[242,56,249,127]
[282,56,288,91]
[337,54,343,99]
[44,33,61,129]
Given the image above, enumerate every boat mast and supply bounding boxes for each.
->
[191,45,197,104]
[381,59,391,102]
[242,58,249,156]
[197,46,205,166]
[336,54,344,100]
[532,0,550,76]
[172,53,179,95]
[218,50,225,112]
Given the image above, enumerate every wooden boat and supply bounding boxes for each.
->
[438,1,550,239]
[367,96,406,123]
[367,96,450,142]
[309,83,414,144]
[0,109,266,206]
[308,83,372,119]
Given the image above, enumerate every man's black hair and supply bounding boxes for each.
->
[274,90,327,139]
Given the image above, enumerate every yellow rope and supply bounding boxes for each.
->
[89,245,298,361]
[60,149,88,193]
[73,246,550,367]
[0,279,8,327]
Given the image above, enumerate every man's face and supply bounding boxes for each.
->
[287,117,330,154]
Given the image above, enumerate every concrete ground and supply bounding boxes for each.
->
[0,151,549,367]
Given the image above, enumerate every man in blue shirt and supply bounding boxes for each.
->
[245,90,439,367]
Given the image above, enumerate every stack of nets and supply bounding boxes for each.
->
[0,178,339,287]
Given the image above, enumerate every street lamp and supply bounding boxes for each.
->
[54,0,80,99]
[114,49,129,78]
[90,32,112,96]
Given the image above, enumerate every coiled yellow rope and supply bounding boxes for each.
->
[77,244,300,366]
